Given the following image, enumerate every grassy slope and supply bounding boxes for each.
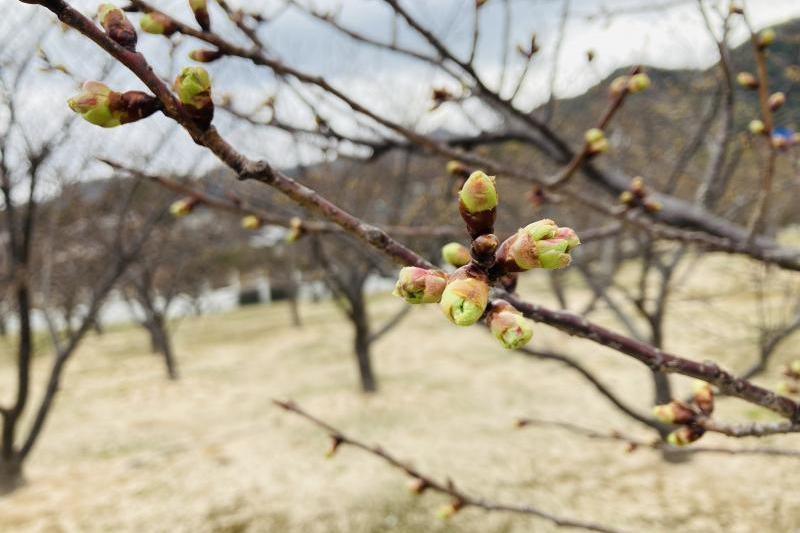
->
[0,254,800,532]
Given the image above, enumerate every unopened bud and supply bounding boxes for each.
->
[241,215,261,230]
[691,381,714,415]
[584,127,605,144]
[495,219,580,272]
[393,267,448,304]
[139,11,178,36]
[627,73,651,93]
[749,119,765,135]
[619,190,634,205]
[441,242,471,268]
[666,425,704,446]
[407,478,428,494]
[170,197,197,217]
[486,300,533,349]
[440,267,489,326]
[652,401,696,425]
[609,75,630,96]
[98,4,137,50]
[790,360,800,375]
[174,66,214,128]
[325,435,343,458]
[436,501,463,519]
[585,128,609,154]
[736,72,758,89]
[768,92,786,111]
[189,0,211,31]
[68,81,159,127]
[459,170,497,238]
[644,200,662,213]
[189,48,223,63]
[758,28,776,48]
[446,160,470,178]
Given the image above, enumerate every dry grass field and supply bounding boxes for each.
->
[1,253,800,533]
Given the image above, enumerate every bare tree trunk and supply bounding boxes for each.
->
[0,313,6,337]
[288,282,302,328]
[0,456,22,494]
[351,296,376,393]
[150,314,178,380]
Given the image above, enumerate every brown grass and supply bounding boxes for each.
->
[1,252,800,532]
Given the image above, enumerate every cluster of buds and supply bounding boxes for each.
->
[68,81,160,128]
[777,360,800,396]
[441,242,471,268]
[584,128,609,155]
[609,72,651,97]
[619,176,662,213]
[174,66,214,129]
[140,10,178,36]
[393,169,580,350]
[653,380,715,446]
[190,0,211,32]
[98,3,137,50]
[169,197,199,217]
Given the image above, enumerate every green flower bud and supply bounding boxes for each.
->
[393,267,448,304]
[459,170,497,213]
[440,268,489,326]
[496,220,579,272]
[652,401,696,425]
[487,301,533,349]
[98,3,137,50]
[170,197,196,217]
[666,425,703,446]
[609,75,629,96]
[286,217,303,243]
[241,215,261,230]
[446,160,470,178]
[68,81,119,128]
[749,119,765,135]
[691,380,714,415]
[790,360,800,375]
[441,242,471,267]
[584,127,605,144]
[758,28,776,47]
[139,11,177,35]
[174,66,214,128]
[189,0,211,32]
[736,71,758,89]
[627,73,651,93]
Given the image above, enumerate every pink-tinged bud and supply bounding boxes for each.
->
[736,72,758,89]
[459,170,497,238]
[486,301,533,349]
[440,267,489,326]
[189,48,223,63]
[241,215,261,230]
[749,119,765,135]
[758,28,776,48]
[189,0,211,31]
[495,220,579,273]
[170,197,197,217]
[98,3,137,50]
[68,82,160,128]
[666,425,704,446]
[652,401,696,425]
[174,66,214,128]
[691,381,714,415]
[393,267,448,304]
[407,478,428,494]
[627,73,651,93]
[139,11,177,36]
[441,242,471,268]
[768,92,786,111]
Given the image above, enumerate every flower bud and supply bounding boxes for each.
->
[584,128,609,154]
[393,267,448,304]
[691,381,714,415]
[286,217,303,243]
[446,160,470,178]
[627,73,650,93]
[189,0,211,32]
[170,197,197,217]
[436,501,463,519]
[440,267,489,326]
[749,119,765,135]
[458,170,497,238]
[758,28,776,48]
[486,300,533,349]
[68,81,160,128]
[609,75,629,96]
[584,127,604,144]
[139,11,177,36]
[441,242,471,268]
[407,478,428,495]
[790,360,800,375]
[189,48,223,63]
[98,3,137,50]
[666,425,704,446]
[736,71,758,89]
[652,401,696,425]
[619,190,634,206]
[174,66,214,128]
[777,381,799,396]
[325,435,342,458]
[768,92,786,111]
[241,215,261,230]
[495,220,580,273]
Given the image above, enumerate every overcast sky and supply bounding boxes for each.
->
[2,0,800,182]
